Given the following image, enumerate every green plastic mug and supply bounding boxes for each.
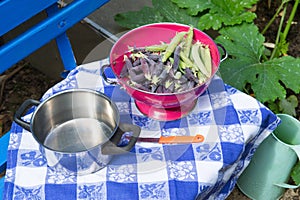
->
[237,114,300,200]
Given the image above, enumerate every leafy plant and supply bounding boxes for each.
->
[265,0,299,59]
[114,0,199,29]
[114,0,300,116]
[215,22,300,104]
[114,0,258,30]
[268,95,299,116]
[292,161,300,185]
[214,0,300,114]
[171,0,258,30]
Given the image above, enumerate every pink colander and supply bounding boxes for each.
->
[102,23,226,121]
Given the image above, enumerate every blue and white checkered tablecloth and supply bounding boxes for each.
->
[3,59,280,200]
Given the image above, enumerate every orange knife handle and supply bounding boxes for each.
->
[158,134,204,144]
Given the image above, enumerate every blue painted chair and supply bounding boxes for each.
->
[0,0,109,198]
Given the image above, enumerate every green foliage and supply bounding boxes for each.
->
[279,95,298,116]
[172,0,258,30]
[276,33,289,56]
[215,23,300,103]
[114,0,300,116]
[114,0,257,30]
[114,7,164,29]
[268,95,299,116]
[266,95,298,116]
[291,161,300,185]
[114,0,198,29]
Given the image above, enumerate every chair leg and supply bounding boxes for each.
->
[0,131,10,200]
[0,176,4,200]
[0,131,10,173]
[46,3,77,73]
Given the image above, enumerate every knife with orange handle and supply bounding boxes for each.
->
[126,134,204,144]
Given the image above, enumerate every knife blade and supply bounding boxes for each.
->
[126,134,204,144]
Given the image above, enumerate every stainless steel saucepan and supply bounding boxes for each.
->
[14,89,141,175]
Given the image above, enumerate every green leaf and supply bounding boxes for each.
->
[279,95,298,116]
[216,23,265,64]
[172,0,259,30]
[152,0,198,26]
[215,23,264,89]
[269,56,300,94]
[216,22,300,103]
[291,161,300,185]
[114,7,164,29]
[171,0,212,15]
[114,0,198,29]
[266,100,280,114]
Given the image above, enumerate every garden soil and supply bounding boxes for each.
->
[0,0,300,199]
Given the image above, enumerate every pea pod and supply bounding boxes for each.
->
[196,70,207,84]
[199,44,212,76]
[180,51,195,69]
[183,26,194,57]
[162,31,187,62]
[145,43,168,52]
[172,44,181,72]
[191,42,210,77]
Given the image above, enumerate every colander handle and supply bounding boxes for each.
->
[217,43,228,62]
[100,64,118,85]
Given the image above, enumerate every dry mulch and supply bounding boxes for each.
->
[0,61,60,137]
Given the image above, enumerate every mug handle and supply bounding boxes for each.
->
[14,99,40,132]
[274,145,300,189]
[102,123,141,155]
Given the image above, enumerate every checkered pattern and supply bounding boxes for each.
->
[3,59,280,200]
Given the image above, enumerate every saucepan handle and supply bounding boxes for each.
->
[14,99,40,132]
[102,123,141,155]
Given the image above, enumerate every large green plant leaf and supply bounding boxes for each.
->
[114,7,164,29]
[114,0,198,29]
[216,23,300,103]
[172,0,258,30]
[170,0,212,15]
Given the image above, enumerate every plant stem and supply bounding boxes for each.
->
[270,0,299,59]
[281,0,299,41]
[270,4,287,59]
[262,0,289,35]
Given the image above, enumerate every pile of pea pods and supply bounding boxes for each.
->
[119,26,212,94]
